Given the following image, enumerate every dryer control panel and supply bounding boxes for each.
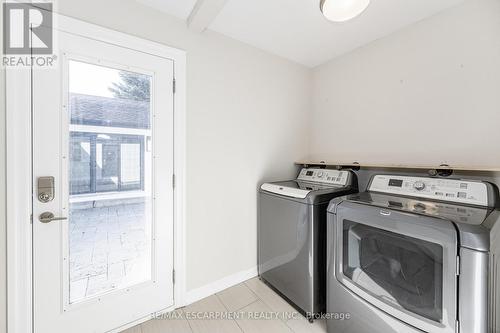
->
[369,175,489,206]
[297,168,349,186]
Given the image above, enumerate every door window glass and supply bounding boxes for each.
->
[69,135,92,194]
[342,220,443,322]
[68,60,153,303]
[69,133,145,194]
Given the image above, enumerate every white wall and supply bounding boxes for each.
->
[310,0,500,168]
[53,0,311,291]
[0,80,5,333]
[0,1,6,330]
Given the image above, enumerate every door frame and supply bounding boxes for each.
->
[6,13,187,333]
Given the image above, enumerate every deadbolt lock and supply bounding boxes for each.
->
[38,176,55,203]
[39,193,51,202]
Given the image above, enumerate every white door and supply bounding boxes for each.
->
[32,29,175,333]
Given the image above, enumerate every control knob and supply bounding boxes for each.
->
[413,181,426,191]
[413,203,426,211]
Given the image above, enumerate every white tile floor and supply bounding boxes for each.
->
[121,277,327,333]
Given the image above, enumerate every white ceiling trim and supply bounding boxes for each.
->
[187,0,229,33]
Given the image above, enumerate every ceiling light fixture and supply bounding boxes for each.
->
[320,0,370,22]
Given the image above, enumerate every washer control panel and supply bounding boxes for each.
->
[297,168,349,186]
[369,175,489,206]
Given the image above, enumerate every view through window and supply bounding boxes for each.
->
[68,60,154,303]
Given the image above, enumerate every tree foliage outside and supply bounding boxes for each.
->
[109,71,151,102]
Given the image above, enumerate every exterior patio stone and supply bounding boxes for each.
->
[69,198,151,302]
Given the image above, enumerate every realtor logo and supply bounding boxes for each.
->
[3,2,53,55]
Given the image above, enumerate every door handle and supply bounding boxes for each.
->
[39,212,68,223]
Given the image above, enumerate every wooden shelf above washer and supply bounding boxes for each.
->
[295,161,500,172]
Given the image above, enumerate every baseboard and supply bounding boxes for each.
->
[185,266,258,305]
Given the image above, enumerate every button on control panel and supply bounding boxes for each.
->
[413,181,426,191]
[298,168,349,186]
[368,175,489,206]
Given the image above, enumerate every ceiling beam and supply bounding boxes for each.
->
[187,0,228,33]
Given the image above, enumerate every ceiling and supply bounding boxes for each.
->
[136,0,197,20]
[136,0,466,67]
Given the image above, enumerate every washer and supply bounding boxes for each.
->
[327,174,500,333]
[258,167,358,320]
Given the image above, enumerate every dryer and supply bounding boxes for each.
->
[327,174,500,333]
[259,168,358,320]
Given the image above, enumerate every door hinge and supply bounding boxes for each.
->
[172,269,176,284]
[456,320,460,333]
[173,78,176,94]
[30,214,33,224]
[172,174,175,189]
[456,256,460,276]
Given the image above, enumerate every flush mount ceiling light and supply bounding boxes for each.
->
[320,0,371,22]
